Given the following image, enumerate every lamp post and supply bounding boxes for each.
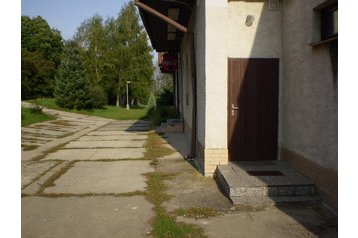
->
[126,81,131,110]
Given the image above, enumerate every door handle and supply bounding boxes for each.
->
[231,104,239,116]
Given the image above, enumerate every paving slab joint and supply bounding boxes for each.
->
[22,120,113,161]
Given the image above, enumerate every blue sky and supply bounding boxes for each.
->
[21,0,130,40]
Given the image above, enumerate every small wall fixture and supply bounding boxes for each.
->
[269,0,279,10]
[245,15,254,27]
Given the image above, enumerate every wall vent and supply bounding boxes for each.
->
[269,0,280,11]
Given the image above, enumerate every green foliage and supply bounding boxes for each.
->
[29,103,43,114]
[55,41,93,110]
[88,85,107,108]
[74,2,154,106]
[147,92,157,110]
[157,89,174,106]
[21,16,63,99]
[144,106,179,126]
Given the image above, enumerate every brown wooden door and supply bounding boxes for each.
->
[228,58,279,161]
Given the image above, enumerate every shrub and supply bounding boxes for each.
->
[89,85,107,109]
[147,92,157,111]
[29,103,43,114]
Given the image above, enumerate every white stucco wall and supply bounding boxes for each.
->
[205,0,228,149]
[281,0,338,170]
[227,1,281,58]
[204,0,282,149]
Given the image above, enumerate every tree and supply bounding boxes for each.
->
[54,41,93,110]
[21,16,63,99]
[115,2,154,106]
[74,15,106,85]
[73,2,154,107]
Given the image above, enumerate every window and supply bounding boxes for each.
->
[321,4,338,40]
[311,0,338,46]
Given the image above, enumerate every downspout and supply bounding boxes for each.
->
[135,0,197,159]
[187,33,197,159]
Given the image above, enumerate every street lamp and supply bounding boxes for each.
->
[126,81,131,110]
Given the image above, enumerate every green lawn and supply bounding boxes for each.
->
[29,98,149,120]
[29,98,179,123]
[21,107,56,127]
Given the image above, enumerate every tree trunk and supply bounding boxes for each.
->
[116,91,120,107]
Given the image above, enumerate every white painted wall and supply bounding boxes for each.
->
[227,1,281,58]
[205,0,228,149]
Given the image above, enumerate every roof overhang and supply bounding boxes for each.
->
[136,0,194,52]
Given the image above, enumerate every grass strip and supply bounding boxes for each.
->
[145,132,175,166]
[145,172,206,238]
[37,161,76,194]
[144,131,206,238]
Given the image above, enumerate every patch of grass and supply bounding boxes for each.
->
[21,161,63,189]
[37,161,76,194]
[145,172,206,238]
[152,211,206,238]
[173,207,221,219]
[21,107,56,127]
[29,98,148,120]
[145,172,173,206]
[21,145,39,151]
[145,132,175,163]
[232,204,270,213]
[32,142,70,161]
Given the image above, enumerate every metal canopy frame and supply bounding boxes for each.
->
[135,0,194,52]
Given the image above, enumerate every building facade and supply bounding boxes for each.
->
[136,0,338,211]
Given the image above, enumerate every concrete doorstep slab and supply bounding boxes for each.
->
[22,196,154,238]
[43,161,153,194]
[45,148,146,161]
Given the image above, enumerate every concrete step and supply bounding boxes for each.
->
[216,161,316,205]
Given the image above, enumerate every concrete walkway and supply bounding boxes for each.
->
[21,105,154,238]
[21,104,337,238]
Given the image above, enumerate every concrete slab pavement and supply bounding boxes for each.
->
[21,161,60,188]
[43,161,153,194]
[45,148,145,160]
[63,140,146,148]
[77,134,147,141]
[22,106,155,238]
[22,196,154,238]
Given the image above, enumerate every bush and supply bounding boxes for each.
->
[157,89,174,106]
[147,92,157,111]
[89,85,107,109]
[29,103,44,114]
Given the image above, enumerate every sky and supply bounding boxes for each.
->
[21,0,130,40]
